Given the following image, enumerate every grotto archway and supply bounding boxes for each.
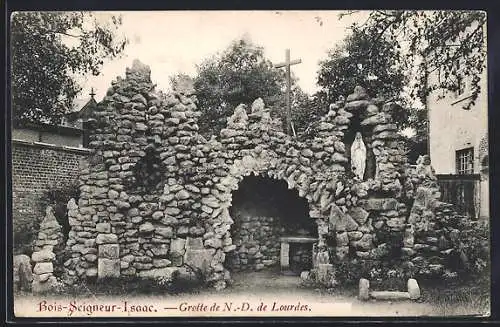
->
[226,174,318,274]
[211,151,330,278]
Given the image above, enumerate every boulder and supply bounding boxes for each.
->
[98,258,120,278]
[98,244,120,259]
[352,234,374,251]
[336,232,349,247]
[300,271,310,281]
[13,254,33,292]
[155,227,173,238]
[32,275,58,294]
[175,190,190,200]
[251,98,265,113]
[205,238,223,249]
[347,86,369,101]
[359,278,370,300]
[139,222,155,234]
[33,262,53,275]
[407,278,421,300]
[31,250,55,263]
[329,204,358,232]
[185,237,204,250]
[138,267,179,279]
[335,246,349,261]
[170,238,186,256]
[151,244,170,257]
[153,259,172,268]
[359,198,398,211]
[96,223,111,233]
[184,248,215,274]
[96,233,118,244]
[348,207,369,225]
[348,231,363,241]
[228,104,249,126]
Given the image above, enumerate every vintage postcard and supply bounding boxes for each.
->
[10,10,490,319]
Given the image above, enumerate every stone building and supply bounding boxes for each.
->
[427,22,489,219]
[58,60,477,290]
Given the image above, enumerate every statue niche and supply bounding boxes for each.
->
[351,132,367,180]
[343,114,376,180]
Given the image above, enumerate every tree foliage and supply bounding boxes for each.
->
[341,10,487,109]
[270,83,321,137]
[193,38,320,137]
[194,39,287,136]
[315,29,411,141]
[11,12,127,125]
[328,11,486,160]
[317,29,407,104]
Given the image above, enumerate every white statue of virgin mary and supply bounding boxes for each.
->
[351,132,367,180]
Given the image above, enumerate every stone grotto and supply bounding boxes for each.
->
[29,59,476,292]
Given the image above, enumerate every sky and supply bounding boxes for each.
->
[74,10,366,107]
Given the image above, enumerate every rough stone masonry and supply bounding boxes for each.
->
[59,59,467,290]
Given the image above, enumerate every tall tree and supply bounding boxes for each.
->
[194,38,294,136]
[11,12,127,126]
[343,11,487,161]
[341,10,487,109]
[269,83,319,136]
[317,29,407,104]
[314,29,412,144]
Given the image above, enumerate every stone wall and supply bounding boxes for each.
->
[60,60,470,289]
[228,212,281,272]
[12,140,90,254]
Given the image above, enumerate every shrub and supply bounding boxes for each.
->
[154,275,174,290]
[330,258,412,291]
[455,219,490,279]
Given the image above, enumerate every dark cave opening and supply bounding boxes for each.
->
[226,175,317,273]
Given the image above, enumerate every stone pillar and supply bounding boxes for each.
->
[359,278,370,300]
[32,206,62,293]
[407,278,421,300]
[312,243,318,268]
[402,224,415,258]
[280,242,290,271]
[96,224,120,279]
[13,254,33,292]
[317,263,334,285]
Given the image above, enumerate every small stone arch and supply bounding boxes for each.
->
[219,150,325,220]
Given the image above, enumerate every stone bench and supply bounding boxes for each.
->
[359,278,421,301]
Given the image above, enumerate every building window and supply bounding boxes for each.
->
[456,147,474,174]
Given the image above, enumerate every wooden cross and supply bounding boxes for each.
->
[274,49,301,137]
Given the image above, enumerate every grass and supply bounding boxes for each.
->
[419,277,490,316]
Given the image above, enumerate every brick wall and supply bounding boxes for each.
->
[11,140,91,254]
